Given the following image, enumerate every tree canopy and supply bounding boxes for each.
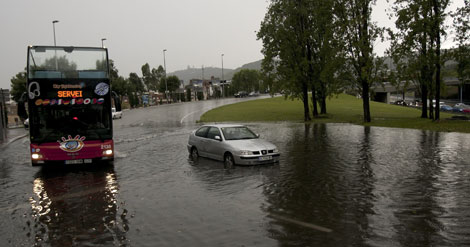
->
[231,69,260,93]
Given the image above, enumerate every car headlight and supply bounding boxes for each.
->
[240,150,254,155]
[273,148,279,153]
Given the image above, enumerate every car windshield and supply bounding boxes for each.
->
[221,126,257,140]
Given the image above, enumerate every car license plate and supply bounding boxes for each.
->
[259,156,272,161]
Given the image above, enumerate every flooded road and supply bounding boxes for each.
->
[1,99,470,246]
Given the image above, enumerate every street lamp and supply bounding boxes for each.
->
[221,54,224,97]
[101,38,106,48]
[52,20,59,46]
[163,49,168,103]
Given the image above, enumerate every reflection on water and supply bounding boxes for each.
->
[5,122,470,246]
[257,123,470,246]
[28,165,129,246]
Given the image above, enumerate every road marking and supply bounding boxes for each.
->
[4,133,28,146]
[180,110,202,124]
[269,214,333,233]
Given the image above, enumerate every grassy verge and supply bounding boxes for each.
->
[200,94,470,133]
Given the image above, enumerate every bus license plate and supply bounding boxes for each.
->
[65,159,83,164]
[259,156,272,161]
[65,159,92,164]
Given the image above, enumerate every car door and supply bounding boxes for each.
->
[205,127,225,161]
[192,126,210,157]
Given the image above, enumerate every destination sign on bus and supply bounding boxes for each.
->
[57,90,83,98]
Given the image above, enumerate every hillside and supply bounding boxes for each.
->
[169,59,262,85]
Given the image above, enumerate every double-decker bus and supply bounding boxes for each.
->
[18,46,121,165]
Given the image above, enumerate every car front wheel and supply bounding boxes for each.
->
[224,153,235,169]
[191,147,199,160]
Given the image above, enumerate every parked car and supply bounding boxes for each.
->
[452,107,463,113]
[249,91,259,97]
[454,103,470,109]
[112,107,122,119]
[440,105,453,111]
[187,124,280,167]
[463,108,470,114]
[234,91,248,98]
[393,100,407,106]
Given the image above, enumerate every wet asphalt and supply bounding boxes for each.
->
[1,97,470,246]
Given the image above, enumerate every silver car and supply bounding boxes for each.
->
[187,124,280,167]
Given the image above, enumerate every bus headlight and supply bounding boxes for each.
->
[103,149,113,156]
[31,153,43,160]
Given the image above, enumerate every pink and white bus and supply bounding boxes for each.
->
[18,46,121,165]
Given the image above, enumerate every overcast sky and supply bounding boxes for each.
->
[0,0,464,90]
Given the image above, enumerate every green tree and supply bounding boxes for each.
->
[166,75,181,92]
[231,69,260,93]
[141,63,160,92]
[309,0,346,115]
[336,0,384,123]
[10,71,27,102]
[258,0,312,121]
[390,0,450,120]
[126,73,144,107]
[108,60,129,97]
[128,72,144,93]
[141,63,152,92]
[453,0,470,103]
[153,65,165,92]
[259,0,347,120]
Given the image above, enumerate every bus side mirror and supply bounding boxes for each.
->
[17,92,28,120]
[112,91,122,112]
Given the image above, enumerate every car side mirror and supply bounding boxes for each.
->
[215,135,222,141]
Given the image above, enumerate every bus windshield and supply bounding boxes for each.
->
[30,104,111,143]
[28,46,108,79]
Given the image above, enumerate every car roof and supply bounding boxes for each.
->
[200,124,245,128]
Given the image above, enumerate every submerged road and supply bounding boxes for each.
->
[1,96,470,246]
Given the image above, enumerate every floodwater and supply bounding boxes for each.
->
[2,112,470,246]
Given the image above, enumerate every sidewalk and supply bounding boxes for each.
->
[0,127,28,145]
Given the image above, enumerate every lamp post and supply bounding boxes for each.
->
[101,38,106,48]
[52,20,59,46]
[52,20,59,70]
[221,54,224,97]
[163,49,168,103]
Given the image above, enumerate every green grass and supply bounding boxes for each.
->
[200,94,470,133]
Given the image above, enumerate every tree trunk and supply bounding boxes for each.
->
[306,42,318,117]
[421,84,428,118]
[429,91,434,120]
[433,0,441,121]
[320,82,327,114]
[420,31,429,119]
[362,80,371,122]
[303,82,311,121]
[311,88,318,117]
